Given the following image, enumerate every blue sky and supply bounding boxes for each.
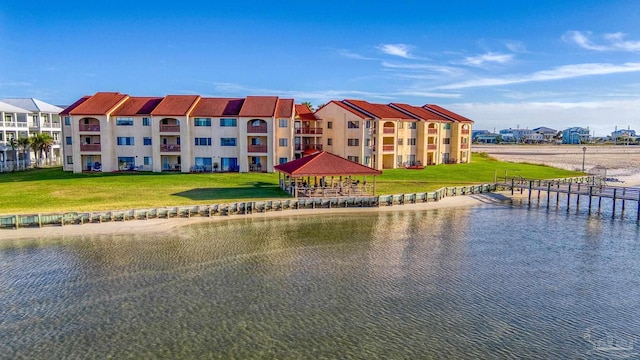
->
[2,0,639,136]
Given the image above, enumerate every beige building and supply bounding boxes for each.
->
[61,92,295,173]
[61,93,472,173]
[315,100,472,169]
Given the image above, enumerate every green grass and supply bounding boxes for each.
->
[0,153,582,214]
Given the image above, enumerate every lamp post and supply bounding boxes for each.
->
[582,146,587,172]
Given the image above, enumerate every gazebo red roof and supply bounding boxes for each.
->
[274,151,382,177]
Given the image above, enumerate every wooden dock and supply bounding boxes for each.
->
[504,177,640,220]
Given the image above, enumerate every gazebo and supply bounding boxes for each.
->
[274,151,383,197]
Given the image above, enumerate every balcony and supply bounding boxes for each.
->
[295,127,323,135]
[80,144,101,152]
[295,144,323,151]
[160,125,180,132]
[382,144,394,152]
[160,144,181,152]
[427,144,437,151]
[248,144,267,153]
[461,129,470,135]
[247,124,268,133]
[461,143,469,149]
[383,128,394,134]
[428,128,438,135]
[79,124,100,132]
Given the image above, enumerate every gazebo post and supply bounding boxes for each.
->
[373,176,377,196]
[294,176,298,197]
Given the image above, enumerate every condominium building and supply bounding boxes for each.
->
[61,93,473,173]
[60,92,295,173]
[315,100,473,169]
[0,98,63,171]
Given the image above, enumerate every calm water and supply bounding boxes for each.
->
[1,201,640,359]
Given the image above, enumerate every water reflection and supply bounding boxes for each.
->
[1,205,639,359]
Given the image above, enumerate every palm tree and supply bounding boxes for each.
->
[17,137,30,170]
[302,101,315,112]
[30,133,54,167]
[8,138,18,171]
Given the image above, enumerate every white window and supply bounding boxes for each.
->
[66,155,73,164]
[348,121,359,129]
[279,119,288,128]
[279,138,288,147]
[142,117,151,126]
[116,117,134,126]
[117,137,134,145]
[347,138,359,146]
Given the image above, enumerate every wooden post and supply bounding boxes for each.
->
[598,195,602,213]
[622,188,626,215]
[637,191,640,222]
[612,188,617,219]
[511,178,514,195]
[528,180,532,203]
[547,183,551,209]
[567,182,572,211]
[588,186,593,215]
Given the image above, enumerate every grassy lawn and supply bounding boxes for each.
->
[0,153,582,215]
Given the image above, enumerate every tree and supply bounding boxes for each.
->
[30,133,54,167]
[17,137,30,170]
[8,138,18,171]
[302,101,315,112]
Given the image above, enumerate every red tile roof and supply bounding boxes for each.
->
[390,103,451,122]
[151,95,201,116]
[69,92,129,115]
[276,98,294,118]
[60,96,90,116]
[274,151,382,177]
[343,99,413,120]
[295,104,318,121]
[111,97,163,116]
[191,98,244,117]
[322,100,373,119]
[239,96,279,117]
[423,104,474,123]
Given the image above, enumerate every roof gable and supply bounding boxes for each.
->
[239,96,279,117]
[343,99,413,120]
[295,103,318,121]
[191,98,245,117]
[276,98,294,118]
[390,103,451,122]
[274,151,382,176]
[423,104,473,123]
[60,96,90,116]
[111,97,163,116]
[322,100,373,119]
[1,98,63,113]
[69,92,129,115]
[150,95,201,116]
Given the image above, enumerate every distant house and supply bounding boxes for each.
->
[475,132,500,144]
[611,128,637,143]
[499,128,533,143]
[562,127,591,144]
[531,126,558,143]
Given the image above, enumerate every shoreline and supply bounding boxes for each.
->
[0,192,520,242]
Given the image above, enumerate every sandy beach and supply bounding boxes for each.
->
[0,192,519,242]
[475,144,640,186]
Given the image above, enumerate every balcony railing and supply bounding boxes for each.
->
[160,124,180,132]
[248,144,268,153]
[428,128,438,134]
[79,124,100,132]
[1,122,28,128]
[160,144,181,152]
[295,144,323,151]
[427,144,437,151]
[295,127,323,135]
[382,144,394,152]
[461,129,470,135]
[383,128,394,134]
[461,143,469,149]
[247,124,268,133]
[80,144,101,152]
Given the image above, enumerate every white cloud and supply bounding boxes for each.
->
[381,61,462,75]
[337,49,377,60]
[563,31,640,52]
[377,44,414,58]
[462,52,514,67]
[437,62,640,90]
